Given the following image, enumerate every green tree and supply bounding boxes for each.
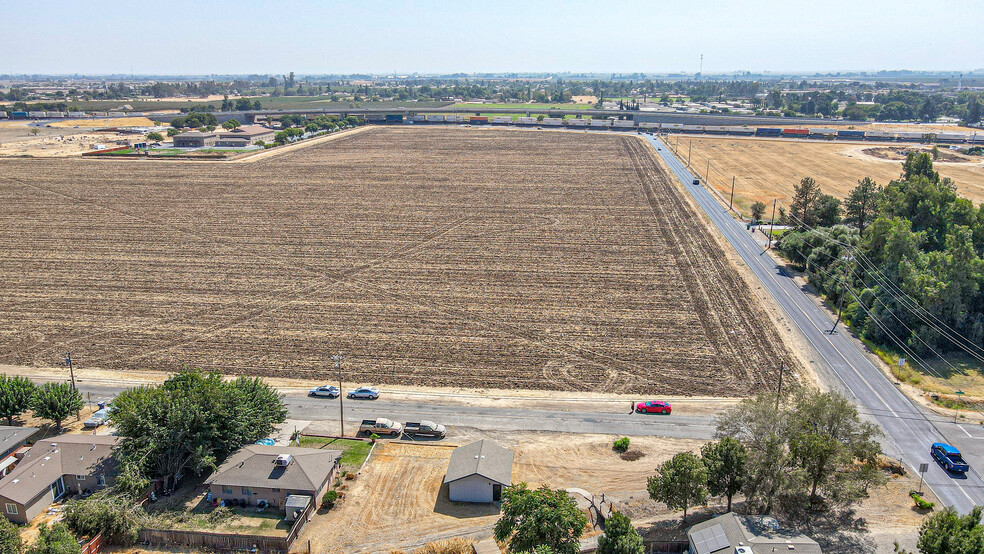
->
[145,132,164,142]
[701,438,746,512]
[0,516,22,554]
[647,452,708,523]
[964,96,982,125]
[31,382,83,430]
[0,374,36,425]
[596,510,644,554]
[494,483,587,554]
[816,194,842,227]
[111,369,287,490]
[789,177,823,229]
[26,522,80,554]
[844,177,881,234]
[750,201,767,223]
[221,119,241,130]
[901,506,984,553]
[65,492,143,546]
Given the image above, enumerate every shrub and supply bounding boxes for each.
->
[910,491,934,510]
[146,132,164,142]
[322,490,339,509]
[413,538,472,554]
[64,492,143,546]
[613,437,630,453]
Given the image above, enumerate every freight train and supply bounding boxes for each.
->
[404,114,984,144]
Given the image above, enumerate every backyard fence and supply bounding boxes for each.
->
[80,532,104,554]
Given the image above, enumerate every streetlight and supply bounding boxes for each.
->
[332,352,345,437]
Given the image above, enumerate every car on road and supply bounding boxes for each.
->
[309,385,340,398]
[404,420,446,438]
[84,408,112,428]
[932,442,969,474]
[347,386,380,399]
[636,400,672,415]
[692,178,700,186]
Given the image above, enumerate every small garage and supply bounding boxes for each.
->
[444,439,513,503]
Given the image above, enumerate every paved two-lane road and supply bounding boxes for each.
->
[644,134,984,513]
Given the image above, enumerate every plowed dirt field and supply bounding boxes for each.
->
[0,127,790,395]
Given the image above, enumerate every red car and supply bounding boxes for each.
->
[636,400,672,414]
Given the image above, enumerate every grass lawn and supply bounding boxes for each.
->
[298,437,373,471]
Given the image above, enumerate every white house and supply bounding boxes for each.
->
[444,439,513,503]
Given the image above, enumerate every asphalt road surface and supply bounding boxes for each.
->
[645,134,984,513]
[43,377,717,441]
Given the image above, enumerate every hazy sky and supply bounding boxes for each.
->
[2,0,981,75]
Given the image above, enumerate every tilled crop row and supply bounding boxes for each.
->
[0,127,792,395]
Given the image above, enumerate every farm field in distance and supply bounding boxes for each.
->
[679,135,984,214]
[0,126,790,395]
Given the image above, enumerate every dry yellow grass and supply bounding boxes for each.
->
[48,116,158,128]
[676,136,984,213]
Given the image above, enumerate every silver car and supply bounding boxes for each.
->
[308,385,340,398]
[347,386,380,399]
[84,408,112,428]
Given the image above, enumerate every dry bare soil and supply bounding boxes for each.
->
[0,127,790,395]
[680,136,984,213]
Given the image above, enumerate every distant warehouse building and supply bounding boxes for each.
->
[216,125,275,147]
[173,131,218,148]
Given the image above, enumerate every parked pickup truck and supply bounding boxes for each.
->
[931,443,970,474]
[403,421,446,439]
[359,418,403,437]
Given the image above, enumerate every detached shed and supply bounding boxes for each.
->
[444,439,513,503]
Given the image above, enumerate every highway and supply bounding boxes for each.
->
[644,134,984,513]
[34,376,718,441]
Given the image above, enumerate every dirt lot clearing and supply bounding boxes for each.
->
[680,136,984,213]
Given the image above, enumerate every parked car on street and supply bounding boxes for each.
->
[636,400,672,415]
[932,442,969,474]
[309,385,340,398]
[403,421,446,438]
[84,408,112,428]
[348,386,380,399]
[359,418,403,437]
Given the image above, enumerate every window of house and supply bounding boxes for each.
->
[76,475,86,481]
[96,475,106,486]
[5,503,16,515]
[272,488,280,492]
[222,486,233,494]
[242,487,253,496]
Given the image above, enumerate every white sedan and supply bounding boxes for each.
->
[308,385,340,398]
[347,386,380,399]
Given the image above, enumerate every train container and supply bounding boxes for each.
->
[662,123,684,132]
[895,131,924,142]
[542,118,564,126]
[808,128,838,137]
[782,128,809,136]
[969,134,984,144]
[385,114,404,123]
[727,126,755,135]
[130,112,144,116]
[682,125,704,133]
[468,116,488,123]
[108,111,125,117]
[68,111,86,118]
[517,117,537,124]
[91,111,108,117]
[837,130,865,139]
[704,125,729,134]
[567,119,589,126]
[936,132,966,143]
[755,127,783,136]
[0,111,7,119]
[407,115,426,122]
[613,120,635,128]
[47,112,66,118]
[590,119,610,127]
[28,111,46,118]
[425,115,445,122]
[492,116,512,123]
[864,130,894,141]
[11,111,28,118]
[638,122,660,129]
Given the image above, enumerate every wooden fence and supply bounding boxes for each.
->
[80,532,104,554]
[642,540,690,554]
[138,495,315,553]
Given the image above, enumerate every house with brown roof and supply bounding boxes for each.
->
[205,445,341,510]
[216,125,275,146]
[0,434,120,524]
[0,426,40,478]
[173,131,217,148]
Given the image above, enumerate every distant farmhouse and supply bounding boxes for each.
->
[173,131,217,148]
[216,125,276,147]
[0,435,120,524]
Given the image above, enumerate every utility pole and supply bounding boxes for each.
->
[64,353,76,390]
[767,199,777,250]
[705,159,710,184]
[687,140,692,166]
[729,176,736,211]
[332,352,345,437]
[775,361,785,410]
[829,256,853,334]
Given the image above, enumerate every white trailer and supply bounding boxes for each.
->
[28,111,46,118]
[108,111,125,117]
[91,111,108,117]
[590,119,610,128]
[809,128,838,137]
[682,124,703,133]
[492,116,512,123]
[68,111,86,118]
[969,134,984,144]
[662,123,684,131]
[541,118,563,126]
[425,115,445,122]
[638,122,660,130]
[517,116,537,124]
[864,130,894,140]
[895,131,924,142]
[613,120,634,128]
[567,119,589,126]
[47,112,66,118]
[936,132,966,143]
